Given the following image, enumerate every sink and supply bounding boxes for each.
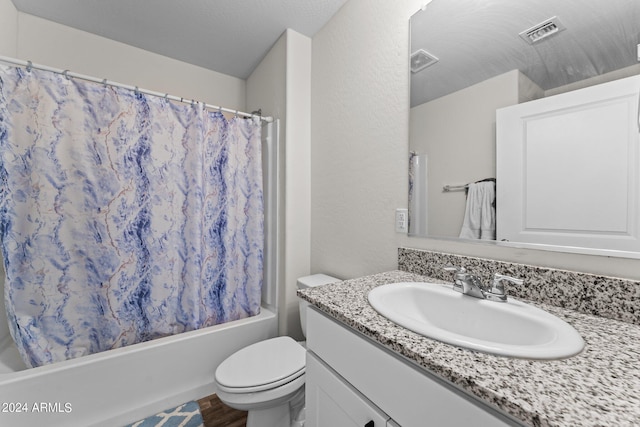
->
[367,282,585,359]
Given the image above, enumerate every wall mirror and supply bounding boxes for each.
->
[408,0,640,258]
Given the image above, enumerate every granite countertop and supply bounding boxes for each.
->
[298,270,640,427]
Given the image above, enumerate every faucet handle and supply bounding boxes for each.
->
[492,273,524,286]
[443,265,467,275]
[443,266,470,283]
[486,273,524,302]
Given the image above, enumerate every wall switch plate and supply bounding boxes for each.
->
[395,208,408,233]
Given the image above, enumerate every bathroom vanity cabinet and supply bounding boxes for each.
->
[300,270,640,426]
[305,308,519,427]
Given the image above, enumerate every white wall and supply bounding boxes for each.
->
[247,32,288,333]
[311,0,424,279]
[247,29,312,338]
[0,0,17,56]
[15,13,245,110]
[282,30,312,338]
[410,70,543,237]
[410,70,520,237]
[312,0,640,281]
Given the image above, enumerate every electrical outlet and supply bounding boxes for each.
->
[395,208,408,233]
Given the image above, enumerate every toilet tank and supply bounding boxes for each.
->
[297,274,340,337]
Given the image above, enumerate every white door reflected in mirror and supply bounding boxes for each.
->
[408,0,640,259]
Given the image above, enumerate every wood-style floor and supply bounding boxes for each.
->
[197,394,247,427]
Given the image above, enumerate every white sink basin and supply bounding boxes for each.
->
[368,282,585,359]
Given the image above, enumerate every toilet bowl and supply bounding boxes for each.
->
[214,274,340,427]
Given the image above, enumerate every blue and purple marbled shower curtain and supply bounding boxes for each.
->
[0,65,264,368]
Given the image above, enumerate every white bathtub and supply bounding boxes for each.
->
[0,300,277,427]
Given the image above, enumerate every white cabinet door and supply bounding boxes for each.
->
[496,74,640,255]
[306,352,390,427]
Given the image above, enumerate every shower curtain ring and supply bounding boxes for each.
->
[26,61,32,72]
[134,86,140,95]
[102,78,108,87]
[62,70,71,80]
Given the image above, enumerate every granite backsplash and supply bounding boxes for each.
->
[398,247,640,326]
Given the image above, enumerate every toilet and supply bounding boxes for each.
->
[214,274,340,427]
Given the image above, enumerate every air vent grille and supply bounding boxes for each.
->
[411,49,439,73]
[519,16,566,44]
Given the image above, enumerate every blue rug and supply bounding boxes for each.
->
[125,401,204,427]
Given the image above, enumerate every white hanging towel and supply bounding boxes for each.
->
[458,182,496,240]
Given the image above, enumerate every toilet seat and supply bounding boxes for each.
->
[215,336,306,393]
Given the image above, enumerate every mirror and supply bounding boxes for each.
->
[408,0,640,258]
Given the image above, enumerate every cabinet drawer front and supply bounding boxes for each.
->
[306,352,389,427]
[307,308,519,427]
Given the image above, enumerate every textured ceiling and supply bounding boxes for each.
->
[10,0,347,79]
[411,0,640,106]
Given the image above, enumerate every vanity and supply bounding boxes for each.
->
[298,249,640,427]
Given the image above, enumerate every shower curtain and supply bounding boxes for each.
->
[0,64,264,368]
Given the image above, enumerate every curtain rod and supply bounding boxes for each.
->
[0,55,273,123]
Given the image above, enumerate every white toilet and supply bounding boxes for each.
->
[214,274,340,427]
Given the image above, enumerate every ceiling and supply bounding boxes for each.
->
[411,0,640,106]
[10,0,347,79]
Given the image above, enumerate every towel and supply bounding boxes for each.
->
[458,181,496,240]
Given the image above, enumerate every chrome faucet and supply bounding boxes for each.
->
[443,266,524,302]
[443,266,485,298]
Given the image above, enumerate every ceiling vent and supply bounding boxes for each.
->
[519,16,566,44]
[411,49,439,73]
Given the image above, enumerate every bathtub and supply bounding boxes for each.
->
[0,298,277,427]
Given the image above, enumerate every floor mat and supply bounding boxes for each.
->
[124,401,204,427]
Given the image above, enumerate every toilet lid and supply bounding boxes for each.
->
[215,336,306,391]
